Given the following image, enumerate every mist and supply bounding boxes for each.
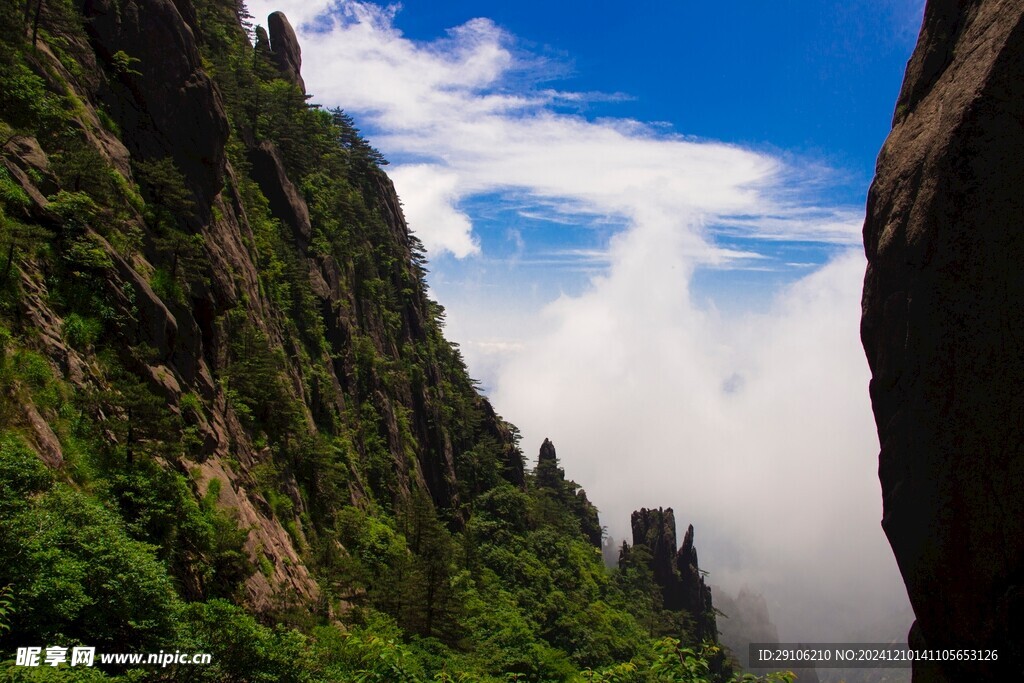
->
[480,239,911,643]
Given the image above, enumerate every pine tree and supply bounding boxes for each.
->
[100,354,182,467]
[399,489,462,642]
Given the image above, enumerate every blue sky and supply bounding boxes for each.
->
[250,0,923,641]
[393,0,920,171]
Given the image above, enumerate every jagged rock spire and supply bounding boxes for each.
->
[267,11,305,93]
[536,437,564,489]
[627,507,717,641]
[538,437,557,464]
[254,25,272,58]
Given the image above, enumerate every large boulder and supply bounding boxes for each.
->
[247,140,312,246]
[860,1,1024,680]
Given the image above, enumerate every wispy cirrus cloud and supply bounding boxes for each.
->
[713,208,865,245]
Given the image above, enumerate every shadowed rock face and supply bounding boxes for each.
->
[861,1,1024,680]
[247,140,312,246]
[268,11,305,93]
[628,507,716,642]
[81,0,229,205]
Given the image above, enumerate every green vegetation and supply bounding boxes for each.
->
[0,1,793,680]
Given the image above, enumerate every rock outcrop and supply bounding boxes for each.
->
[534,439,602,547]
[82,0,229,204]
[247,140,312,245]
[267,11,305,93]
[861,1,1024,680]
[481,398,526,486]
[626,507,717,642]
[536,437,563,487]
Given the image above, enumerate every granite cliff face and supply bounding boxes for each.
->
[82,0,229,203]
[861,1,1024,680]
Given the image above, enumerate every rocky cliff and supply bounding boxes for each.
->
[624,507,717,642]
[861,0,1024,680]
[1,0,523,618]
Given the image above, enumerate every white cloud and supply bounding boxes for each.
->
[713,208,866,244]
[388,165,479,257]
[246,0,910,642]
[489,246,905,638]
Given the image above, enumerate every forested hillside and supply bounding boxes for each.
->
[0,1,793,680]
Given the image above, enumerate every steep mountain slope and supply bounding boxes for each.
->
[3,0,523,615]
[861,0,1024,680]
